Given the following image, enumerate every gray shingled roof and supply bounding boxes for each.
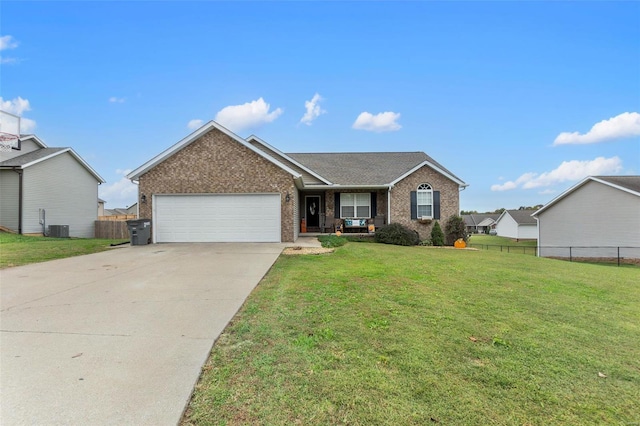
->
[287,152,462,186]
[0,148,67,167]
[463,214,500,226]
[596,176,640,194]
[506,209,537,225]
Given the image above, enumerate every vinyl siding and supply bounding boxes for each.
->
[0,170,19,230]
[538,180,640,258]
[0,139,42,162]
[293,188,300,241]
[496,213,519,238]
[22,152,99,237]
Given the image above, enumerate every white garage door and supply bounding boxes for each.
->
[154,194,281,243]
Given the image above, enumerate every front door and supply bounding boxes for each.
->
[305,196,320,227]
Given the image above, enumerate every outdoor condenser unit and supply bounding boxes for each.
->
[48,225,69,238]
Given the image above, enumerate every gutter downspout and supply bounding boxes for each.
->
[12,168,23,234]
[387,184,393,223]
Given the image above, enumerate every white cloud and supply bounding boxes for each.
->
[214,97,283,132]
[538,189,556,195]
[352,111,401,132]
[491,157,623,191]
[20,118,36,133]
[1,96,30,115]
[187,119,204,130]
[109,97,125,103]
[553,112,640,145]
[300,93,326,125]
[1,96,36,133]
[0,35,20,65]
[99,169,138,208]
[0,35,18,51]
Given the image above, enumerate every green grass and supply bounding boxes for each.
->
[468,234,537,246]
[0,232,128,268]
[184,242,640,425]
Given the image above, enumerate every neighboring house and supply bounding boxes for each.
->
[103,203,138,217]
[0,135,105,238]
[98,198,106,216]
[463,214,499,234]
[494,209,538,240]
[127,121,467,243]
[532,176,640,259]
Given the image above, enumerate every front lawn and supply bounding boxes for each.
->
[0,232,128,268]
[184,242,639,425]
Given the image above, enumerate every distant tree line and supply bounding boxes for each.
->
[460,204,543,215]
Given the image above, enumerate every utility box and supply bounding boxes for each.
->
[126,219,151,245]
[48,225,69,238]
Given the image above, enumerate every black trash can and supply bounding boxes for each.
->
[126,219,152,245]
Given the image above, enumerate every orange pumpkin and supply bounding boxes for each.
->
[454,239,466,249]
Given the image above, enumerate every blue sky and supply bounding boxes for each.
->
[2,1,639,212]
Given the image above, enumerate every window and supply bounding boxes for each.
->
[340,193,371,218]
[417,183,433,218]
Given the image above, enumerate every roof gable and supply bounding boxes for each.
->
[533,175,640,217]
[0,147,105,183]
[498,209,537,225]
[127,121,302,181]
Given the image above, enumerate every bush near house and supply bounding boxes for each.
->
[445,215,468,245]
[374,223,419,246]
[430,221,445,246]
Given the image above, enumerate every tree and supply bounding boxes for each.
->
[460,210,478,215]
[444,215,468,246]
[430,221,444,246]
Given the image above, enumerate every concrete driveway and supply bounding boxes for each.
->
[0,241,317,425]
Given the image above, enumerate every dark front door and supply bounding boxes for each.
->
[306,196,320,227]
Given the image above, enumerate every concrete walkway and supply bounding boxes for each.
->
[0,239,319,425]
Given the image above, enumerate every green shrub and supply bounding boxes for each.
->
[419,238,433,246]
[430,221,445,246]
[374,223,419,246]
[317,235,347,248]
[444,215,468,246]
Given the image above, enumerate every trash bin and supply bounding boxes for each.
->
[126,219,151,245]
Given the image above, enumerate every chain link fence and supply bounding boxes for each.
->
[469,244,640,266]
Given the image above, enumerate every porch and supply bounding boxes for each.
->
[298,189,388,234]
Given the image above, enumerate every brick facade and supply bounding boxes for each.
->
[138,127,297,242]
[390,165,460,240]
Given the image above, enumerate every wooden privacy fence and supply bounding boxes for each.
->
[98,214,137,221]
[95,220,130,239]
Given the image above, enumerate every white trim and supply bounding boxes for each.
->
[532,176,640,217]
[127,121,302,181]
[20,147,105,183]
[304,184,389,189]
[304,195,321,225]
[246,135,333,185]
[390,160,467,188]
[17,134,48,148]
[416,182,433,218]
[387,186,392,223]
[339,192,371,219]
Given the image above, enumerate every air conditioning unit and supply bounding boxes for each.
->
[49,225,69,238]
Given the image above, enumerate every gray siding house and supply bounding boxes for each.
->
[0,135,105,238]
[495,209,538,240]
[533,176,640,260]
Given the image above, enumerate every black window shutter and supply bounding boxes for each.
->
[434,191,441,220]
[334,193,340,219]
[371,192,377,217]
[410,191,417,220]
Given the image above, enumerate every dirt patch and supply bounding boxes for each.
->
[282,246,334,255]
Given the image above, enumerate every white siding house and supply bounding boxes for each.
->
[533,176,640,259]
[495,209,538,240]
[0,135,105,238]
